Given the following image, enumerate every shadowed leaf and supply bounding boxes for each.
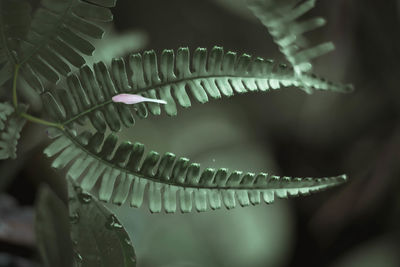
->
[35,185,73,267]
[68,179,136,267]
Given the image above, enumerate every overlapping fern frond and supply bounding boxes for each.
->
[0,102,26,159]
[41,46,353,133]
[248,0,336,83]
[44,128,347,213]
[0,0,31,86]
[0,0,350,216]
[0,0,116,92]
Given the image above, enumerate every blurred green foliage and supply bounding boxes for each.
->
[113,103,293,267]
[1,0,400,266]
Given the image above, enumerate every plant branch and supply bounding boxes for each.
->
[12,64,64,130]
[19,112,64,130]
[12,64,20,109]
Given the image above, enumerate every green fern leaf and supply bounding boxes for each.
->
[44,128,347,213]
[248,0,335,81]
[0,0,116,92]
[0,0,32,85]
[0,102,26,159]
[41,46,353,133]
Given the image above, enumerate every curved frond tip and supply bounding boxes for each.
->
[44,128,347,213]
[248,0,336,81]
[41,46,353,133]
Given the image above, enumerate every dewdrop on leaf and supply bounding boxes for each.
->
[112,94,167,105]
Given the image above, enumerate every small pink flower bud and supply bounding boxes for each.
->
[112,94,167,105]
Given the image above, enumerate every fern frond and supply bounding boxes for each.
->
[0,0,32,85]
[248,0,335,79]
[0,0,116,92]
[0,102,14,129]
[44,128,347,213]
[41,46,352,133]
[0,102,26,159]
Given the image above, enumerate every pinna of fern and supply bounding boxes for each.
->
[41,46,353,133]
[44,127,347,213]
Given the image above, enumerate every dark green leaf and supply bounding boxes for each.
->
[35,185,73,267]
[68,179,136,267]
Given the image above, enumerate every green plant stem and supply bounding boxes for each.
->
[12,64,64,130]
[19,112,63,129]
[12,64,20,109]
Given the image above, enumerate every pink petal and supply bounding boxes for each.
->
[112,94,167,105]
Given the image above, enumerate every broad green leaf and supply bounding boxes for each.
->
[35,185,73,267]
[68,179,136,267]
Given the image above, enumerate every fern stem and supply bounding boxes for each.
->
[11,64,64,130]
[12,64,20,109]
[19,112,64,130]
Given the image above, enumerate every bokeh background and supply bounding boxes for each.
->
[1,0,400,266]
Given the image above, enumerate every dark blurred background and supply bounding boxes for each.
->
[1,0,400,266]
